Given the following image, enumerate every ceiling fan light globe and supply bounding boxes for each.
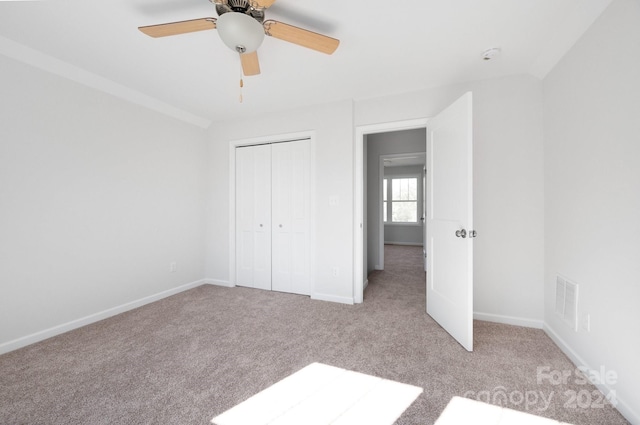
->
[217,12,265,53]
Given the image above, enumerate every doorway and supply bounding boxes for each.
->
[369,145,426,279]
[354,119,428,304]
[354,93,474,351]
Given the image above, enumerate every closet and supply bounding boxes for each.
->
[235,139,311,295]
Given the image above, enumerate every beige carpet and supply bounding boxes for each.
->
[0,245,628,424]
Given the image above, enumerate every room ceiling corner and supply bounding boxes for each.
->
[0,35,212,129]
[527,0,613,79]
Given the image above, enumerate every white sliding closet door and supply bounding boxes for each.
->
[271,140,311,295]
[235,144,272,290]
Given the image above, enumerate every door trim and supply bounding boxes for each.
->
[354,119,429,303]
[229,131,316,289]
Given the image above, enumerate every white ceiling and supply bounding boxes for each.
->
[0,0,612,128]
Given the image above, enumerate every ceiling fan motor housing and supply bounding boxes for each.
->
[216,0,265,23]
[229,0,250,12]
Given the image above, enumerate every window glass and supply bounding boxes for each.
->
[386,177,418,223]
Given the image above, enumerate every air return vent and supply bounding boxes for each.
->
[555,275,579,331]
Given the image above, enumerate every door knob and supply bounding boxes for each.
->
[455,229,467,238]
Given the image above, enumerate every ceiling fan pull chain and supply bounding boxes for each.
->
[239,65,244,103]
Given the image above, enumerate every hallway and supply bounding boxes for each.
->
[365,244,426,308]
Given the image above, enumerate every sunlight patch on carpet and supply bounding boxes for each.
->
[434,396,574,425]
[212,362,423,425]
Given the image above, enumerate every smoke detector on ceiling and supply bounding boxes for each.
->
[482,47,501,61]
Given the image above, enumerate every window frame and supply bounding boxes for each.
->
[383,174,421,225]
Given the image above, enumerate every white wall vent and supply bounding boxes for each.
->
[555,275,579,331]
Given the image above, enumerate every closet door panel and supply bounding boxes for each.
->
[235,146,253,288]
[271,142,292,293]
[236,144,272,290]
[272,140,310,295]
[252,144,272,290]
[289,141,310,295]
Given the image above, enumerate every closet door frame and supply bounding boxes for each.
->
[228,131,316,292]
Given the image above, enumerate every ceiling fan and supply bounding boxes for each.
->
[138,0,340,76]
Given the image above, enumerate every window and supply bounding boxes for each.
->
[383,177,418,223]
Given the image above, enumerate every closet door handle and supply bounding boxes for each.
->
[279,224,283,228]
[259,224,263,227]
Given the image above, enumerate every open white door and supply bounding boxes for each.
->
[426,92,474,351]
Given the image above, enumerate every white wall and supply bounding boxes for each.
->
[357,75,546,326]
[366,129,426,273]
[0,55,208,351]
[543,0,640,421]
[204,100,355,303]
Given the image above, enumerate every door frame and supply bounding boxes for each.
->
[378,152,427,270]
[229,131,316,289]
[354,118,429,303]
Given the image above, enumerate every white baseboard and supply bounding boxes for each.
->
[208,280,353,305]
[0,279,205,355]
[384,241,423,246]
[204,278,234,288]
[473,311,544,329]
[311,292,354,305]
[543,323,639,425]
[374,265,383,271]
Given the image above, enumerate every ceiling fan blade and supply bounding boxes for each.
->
[264,20,339,55]
[139,18,216,38]
[240,51,261,76]
[253,0,276,8]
